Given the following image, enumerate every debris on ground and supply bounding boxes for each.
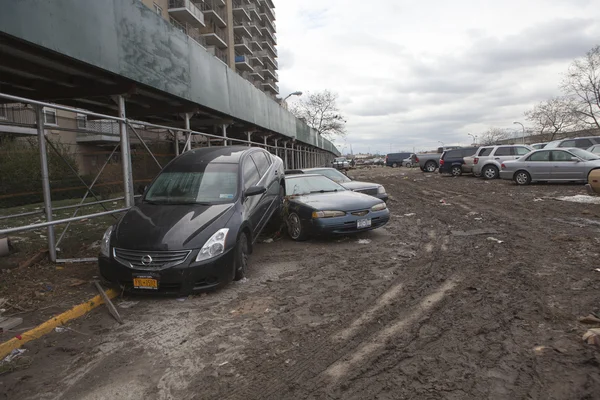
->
[487,237,504,244]
[262,238,274,244]
[578,314,600,324]
[55,326,67,333]
[403,213,416,217]
[357,239,372,244]
[555,195,600,204]
[118,301,139,309]
[176,298,186,302]
[0,317,23,333]
[439,199,451,206]
[93,281,123,325]
[0,349,31,376]
[452,229,498,237]
[533,198,544,202]
[67,278,88,287]
[582,328,600,347]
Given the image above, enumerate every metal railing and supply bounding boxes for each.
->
[170,17,207,47]
[168,0,205,25]
[198,1,227,22]
[212,46,228,63]
[235,35,251,48]
[0,105,36,125]
[263,65,278,80]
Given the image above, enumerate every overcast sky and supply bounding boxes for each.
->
[276,0,600,154]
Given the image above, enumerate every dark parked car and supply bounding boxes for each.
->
[98,146,285,294]
[284,174,390,241]
[438,147,479,176]
[284,167,388,202]
[385,152,413,168]
[544,136,600,150]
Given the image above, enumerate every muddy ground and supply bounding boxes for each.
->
[2,167,600,400]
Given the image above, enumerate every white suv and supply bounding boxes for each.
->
[472,145,533,179]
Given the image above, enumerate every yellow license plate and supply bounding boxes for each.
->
[133,278,158,289]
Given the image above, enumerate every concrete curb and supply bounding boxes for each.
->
[0,288,119,359]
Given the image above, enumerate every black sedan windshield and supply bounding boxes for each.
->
[311,168,351,183]
[145,163,238,204]
[286,175,346,196]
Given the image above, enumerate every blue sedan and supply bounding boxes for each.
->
[284,174,390,241]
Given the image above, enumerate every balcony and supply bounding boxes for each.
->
[0,105,37,136]
[261,40,277,57]
[77,120,120,144]
[246,4,261,20]
[170,17,206,48]
[201,25,227,48]
[251,55,264,68]
[248,21,262,35]
[234,36,252,54]
[233,19,252,38]
[232,0,251,21]
[263,66,278,81]
[262,78,279,94]
[261,5,275,22]
[198,1,227,27]
[261,26,276,44]
[257,50,277,68]
[235,55,253,72]
[250,36,263,51]
[260,14,276,31]
[207,46,228,64]
[168,0,206,28]
[265,0,275,9]
[250,69,264,82]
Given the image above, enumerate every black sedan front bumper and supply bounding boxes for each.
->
[99,248,235,295]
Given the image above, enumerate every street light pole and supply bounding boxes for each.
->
[513,121,525,144]
[282,91,303,103]
[468,133,477,145]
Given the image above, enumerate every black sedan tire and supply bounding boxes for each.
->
[287,212,309,241]
[233,232,249,281]
[392,163,398,168]
[514,170,531,186]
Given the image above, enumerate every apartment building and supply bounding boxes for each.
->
[142,0,279,98]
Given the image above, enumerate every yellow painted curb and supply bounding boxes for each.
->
[0,288,119,360]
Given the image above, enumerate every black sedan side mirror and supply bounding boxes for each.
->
[245,186,266,197]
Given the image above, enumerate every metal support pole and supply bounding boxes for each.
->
[291,143,295,169]
[35,105,57,262]
[184,113,191,152]
[247,132,252,147]
[274,139,279,158]
[283,142,288,168]
[222,124,228,146]
[118,95,134,207]
[263,136,268,151]
[174,132,180,156]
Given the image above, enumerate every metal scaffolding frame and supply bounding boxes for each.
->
[0,91,336,263]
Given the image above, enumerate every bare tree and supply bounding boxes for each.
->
[289,90,347,141]
[561,45,600,129]
[478,127,510,145]
[524,96,579,141]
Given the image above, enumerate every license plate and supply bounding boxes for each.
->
[357,218,372,229]
[133,277,158,290]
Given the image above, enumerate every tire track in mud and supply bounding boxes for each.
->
[225,205,459,400]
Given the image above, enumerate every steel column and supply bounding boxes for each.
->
[35,105,57,262]
[291,143,295,168]
[222,124,228,146]
[274,139,279,158]
[118,96,134,207]
[247,132,252,147]
[283,142,288,168]
[184,113,191,152]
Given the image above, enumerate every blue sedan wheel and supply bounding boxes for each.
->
[287,212,308,241]
[514,170,531,185]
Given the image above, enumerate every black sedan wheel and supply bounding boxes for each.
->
[451,166,462,176]
[514,170,531,186]
[392,163,398,168]
[233,232,249,281]
[287,212,308,241]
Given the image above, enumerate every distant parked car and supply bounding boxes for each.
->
[98,146,285,294]
[373,158,385,166]
[438,147,479,176]
[587,144,600,155]
[416,153,442,172]
[531,143,547,149]
[472,145,533,179]
[544,136,600,150]
[500,148,600,185]
[402,154,417,168]
[332,157,350,171]
[284,167,388,202]
[385,152,413,168]
[284,174,390,240]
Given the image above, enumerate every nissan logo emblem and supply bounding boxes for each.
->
[141,255,153,265]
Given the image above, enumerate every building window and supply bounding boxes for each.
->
[0,105,6,120]
[43,108,57,125]
[77,114,87,129]
[153,3,162,15]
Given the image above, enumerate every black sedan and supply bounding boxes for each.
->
[285,168,388,202]
[285,174,390,241]
[98,146,285,294]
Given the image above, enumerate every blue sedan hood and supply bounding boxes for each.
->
[114,203,235,251]
[289,191,382,211]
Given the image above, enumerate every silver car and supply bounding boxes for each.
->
[472,145,533,179]
[587,144,600,155]
[499,148,600,185]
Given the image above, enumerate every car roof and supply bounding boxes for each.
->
[175,146,261,165]
[285,173,324,179]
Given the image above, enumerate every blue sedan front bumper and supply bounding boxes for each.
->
[309,209,390,235]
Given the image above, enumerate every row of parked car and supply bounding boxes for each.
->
[434,135,600,185]
[98,146,390,294]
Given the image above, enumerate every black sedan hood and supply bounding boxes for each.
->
[114,203,235,251]
[341,181,380,191]
[289,191,382,211]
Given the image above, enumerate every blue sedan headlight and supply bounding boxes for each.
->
[371,203,387,211]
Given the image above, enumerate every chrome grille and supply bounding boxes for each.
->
[355,188,378,196]
[113,248,192,271]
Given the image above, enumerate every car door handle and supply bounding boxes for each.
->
[494,158,500,160]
